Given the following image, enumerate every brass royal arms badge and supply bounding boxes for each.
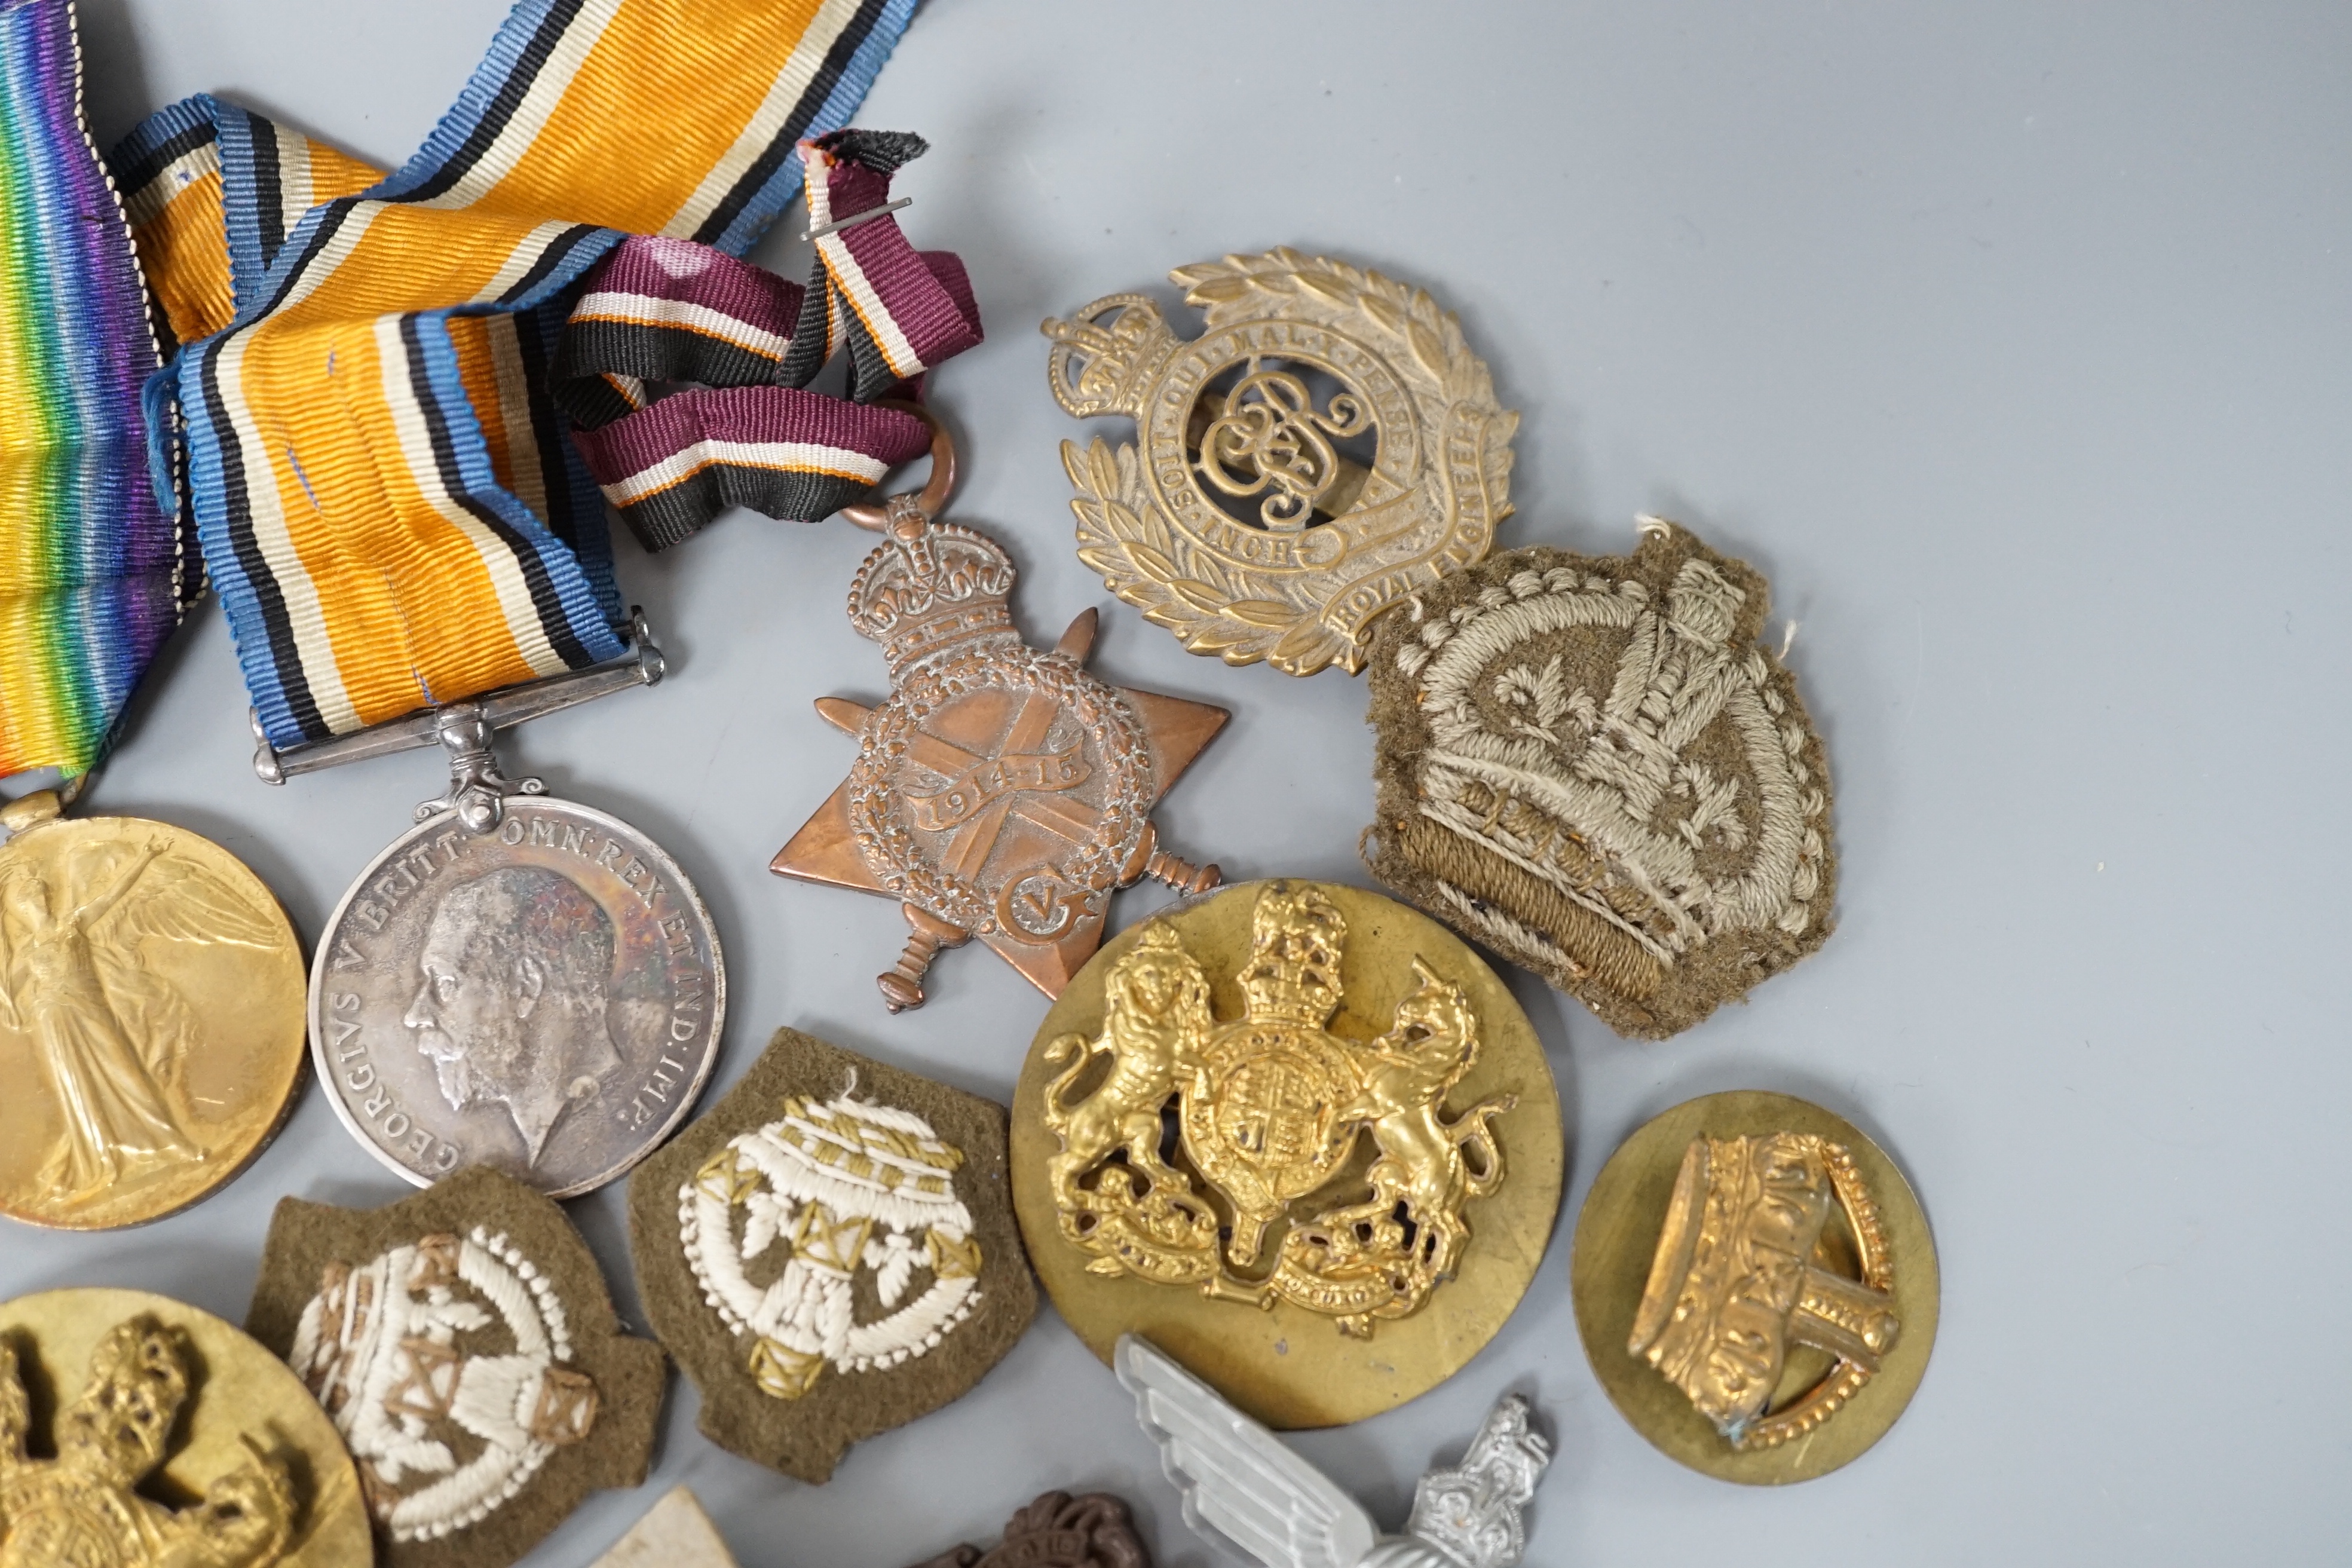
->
[1043,250,1517,676]
[1033,883,1539,1341]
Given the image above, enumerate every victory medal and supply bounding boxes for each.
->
[0,0,305,1232]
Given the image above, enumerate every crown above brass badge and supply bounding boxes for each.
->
[1572,1091,1938,1484]
[0,1287,371,1567]
[1012,880,1562,1429]
[1044,249,1517,676]
[773,416,1229,1010]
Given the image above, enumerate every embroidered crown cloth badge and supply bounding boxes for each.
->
[243,1166,665,1568]
[627,1028,1036,1482]
[1363,520,1837,1039]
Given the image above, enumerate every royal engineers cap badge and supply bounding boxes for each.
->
[1012,880,1561,1429]
[1571,1090,1938,1484]
[1362,520,1837,1039]
[1044,249,1516,676]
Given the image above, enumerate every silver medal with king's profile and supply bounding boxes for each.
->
[276,621,724,1198]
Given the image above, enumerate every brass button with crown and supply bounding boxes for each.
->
[1571,1090,1939,1483]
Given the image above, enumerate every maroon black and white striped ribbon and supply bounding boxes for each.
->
[560,130,981,551]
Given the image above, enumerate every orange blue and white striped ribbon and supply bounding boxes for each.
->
[110,0,918,751]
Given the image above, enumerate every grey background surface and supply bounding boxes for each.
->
[8,0,2344,1563]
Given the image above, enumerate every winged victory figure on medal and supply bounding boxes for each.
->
[0,832,291,1205]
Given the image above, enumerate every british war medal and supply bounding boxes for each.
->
[104,7,941,1193]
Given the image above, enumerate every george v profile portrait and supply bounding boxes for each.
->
[404,866,624,1165]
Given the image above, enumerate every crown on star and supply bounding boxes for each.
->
[847,512,1018,673]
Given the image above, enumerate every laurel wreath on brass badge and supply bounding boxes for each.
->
[1052,249,1518,676]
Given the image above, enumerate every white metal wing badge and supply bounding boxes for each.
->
[1116,1335,1550,1568]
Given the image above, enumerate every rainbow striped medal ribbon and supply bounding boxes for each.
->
[0,0,314,1233]
[106,1,939,1198]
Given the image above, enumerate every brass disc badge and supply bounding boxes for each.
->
[1045,249,1517,676]
[0,1287,370,1566]
[1572,1091,1938,1483]
[0,792,306,1230]
[773,497,1228,1010]
[1012,880,1562,1428]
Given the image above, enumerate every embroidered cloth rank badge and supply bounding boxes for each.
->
[626,1028,1036,1483]
[1362,520,1838,1039]
[243,1166,665,1568]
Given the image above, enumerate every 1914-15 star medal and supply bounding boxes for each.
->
[773,422,1228,1011]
